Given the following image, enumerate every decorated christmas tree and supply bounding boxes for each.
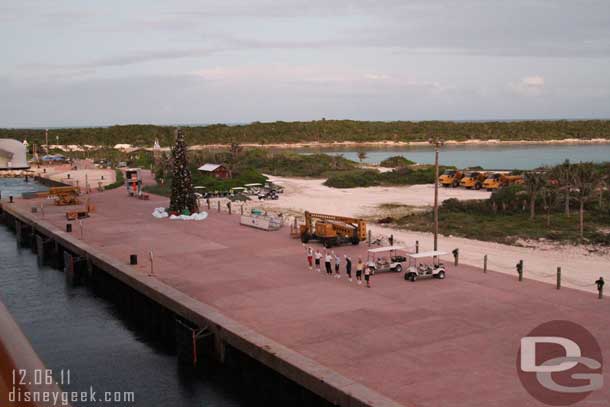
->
[169,129,198,214]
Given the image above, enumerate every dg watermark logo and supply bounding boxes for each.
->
[517,320,603,405]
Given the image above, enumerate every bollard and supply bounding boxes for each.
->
[240,205,244,215]
[206,198,210,210]
[67,173,70,179]
[217,201,220,212]
[557,267,561,290]
[368,230,372,247]
[227,202,232,215]
[101,175,104,180]
[66,224,72,233]
[516,260,524,282]
[9,196,13,203]
[130,254,138,265]
[452,248,459,266]
[483,254,487,273]
[415,240,419,254]
[149,251,154,276]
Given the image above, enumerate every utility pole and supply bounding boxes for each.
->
[45,129,49,153]
[429,137,443,251]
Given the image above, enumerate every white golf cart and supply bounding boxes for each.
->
[366,246,409,274]
[404,251,448,282]
[194,186,206,199]
[244,183,263,195]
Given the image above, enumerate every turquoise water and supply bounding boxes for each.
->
[294,143,610,170]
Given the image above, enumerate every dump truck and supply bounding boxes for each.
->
[459,171,487,190]
[300,211,366,248]
[482,173,524,191]
[438,170,463,187]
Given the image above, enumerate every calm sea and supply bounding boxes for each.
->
[294,143,610,169]
[0,179,249,407]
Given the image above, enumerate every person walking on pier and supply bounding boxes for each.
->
[314,249,322,273]
[364,265,372,288]
[345,255,352,282]
[334,252,341,279]
[356,258,364,285]
[325,251,332,276]
[306,246,313,271]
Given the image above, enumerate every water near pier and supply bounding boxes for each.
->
[0,224,249,407]
[295,143,610,169]
[0,177,47,198]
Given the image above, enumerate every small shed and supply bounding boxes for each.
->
[198,163,232,179]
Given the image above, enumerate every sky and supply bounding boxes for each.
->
[1,0,610,127]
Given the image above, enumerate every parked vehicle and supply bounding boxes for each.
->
[438,170,464,187]
[459,171,487,190]
[366,246,409,274]
[482,173,524,191]
[404,251,448,282]
[299,211,367,247]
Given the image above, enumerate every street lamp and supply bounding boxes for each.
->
[429,137,444,251]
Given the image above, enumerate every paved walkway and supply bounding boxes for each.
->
[13,187,610,407]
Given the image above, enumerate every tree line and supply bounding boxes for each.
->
[4,119,610,147]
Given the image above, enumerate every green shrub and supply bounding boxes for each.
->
[379,156,415,167]
[104,169,125,190]
[324,170,381,188]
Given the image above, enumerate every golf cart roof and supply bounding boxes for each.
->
[368,246,406,253]
[231,187,246,191]
[194,186,207,189]
[408,250,447,259]
[244,183,262,187]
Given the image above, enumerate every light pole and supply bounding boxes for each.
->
[429,137,444,251]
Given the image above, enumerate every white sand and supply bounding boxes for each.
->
[260,176,609,294]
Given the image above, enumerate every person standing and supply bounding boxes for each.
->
[596,277,605,299]
[356,258,364,285]
[314,249,322,273]
[364,265,372,288]
[325,251,332,276]
[345,255,352,282]
[306,246,313,271]
[334,252,341,279]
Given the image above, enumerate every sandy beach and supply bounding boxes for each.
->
[257,176,609,294]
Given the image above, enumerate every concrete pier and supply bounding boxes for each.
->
[2,187,610,407]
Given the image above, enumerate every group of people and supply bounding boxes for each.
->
[305,246,372,287]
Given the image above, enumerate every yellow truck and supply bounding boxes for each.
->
[438,170,463,188]
[459,171,487,190]
[482,173,524,191]
[300,211,367,248]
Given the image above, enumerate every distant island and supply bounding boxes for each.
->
[2,119,610,148]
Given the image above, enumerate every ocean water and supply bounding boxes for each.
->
[0,223,250,407]
[294,143,610,169]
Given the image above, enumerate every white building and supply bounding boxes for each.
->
[0,139,29,170]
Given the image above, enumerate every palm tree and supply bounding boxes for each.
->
[524,171,547,220]
[571,163,599,239]
[357,150,367,164]
[554,160,572,217]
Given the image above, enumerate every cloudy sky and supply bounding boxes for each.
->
[1,0,610,127]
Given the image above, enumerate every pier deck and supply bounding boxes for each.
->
[5,187,610,407]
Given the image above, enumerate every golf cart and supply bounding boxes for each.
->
[366,246,409,274]
[230,187,246,196]
[404,251,447,282]
[244,183,263,195]
[258,189,279,200]
[194,186,206,199]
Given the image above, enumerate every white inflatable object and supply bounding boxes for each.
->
[169,211,209,221]
[153,207,208,221]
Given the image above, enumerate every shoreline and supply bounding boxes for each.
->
[46,137,610,152]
